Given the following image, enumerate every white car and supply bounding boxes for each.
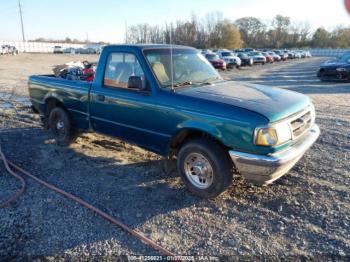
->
[216,50,241,68]
[53,46,63,54]
[1,45,9,55]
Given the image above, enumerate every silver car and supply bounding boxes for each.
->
[248,51,267,65]
[217,50,242,68]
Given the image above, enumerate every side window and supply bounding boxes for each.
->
[104,53,145,89]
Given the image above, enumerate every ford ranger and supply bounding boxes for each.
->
[28,44,320,198]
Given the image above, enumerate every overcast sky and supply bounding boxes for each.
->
[0,0,349,43]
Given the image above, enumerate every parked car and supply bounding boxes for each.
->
[201,49,213,55]
[244,48,255,52]
[305,50,312,58]
[285,50,296,59]
[9,46,19,55]
[236,52,253,66]
[217,51,241,68]
[53,46,63,54]
[248,51,267,65]
[262,52,274,63]
[293,51,302,59]
[317,52,350,82]
[0,45,18,55]
[1,45,9,55]
[205,53,226,70]
[28,44,320,198]
[268,51,281,62]
[274,50,288,61]
[63,48,76,54]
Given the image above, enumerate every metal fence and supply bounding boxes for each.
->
[0,41,85,53]
[309,48,350,57]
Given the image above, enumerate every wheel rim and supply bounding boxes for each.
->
[52,114,67,139]
[184,152,214,189]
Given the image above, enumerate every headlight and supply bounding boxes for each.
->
[336,68,347,72]
[255,122,292,146]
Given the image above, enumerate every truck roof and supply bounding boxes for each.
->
[103,44,196,52]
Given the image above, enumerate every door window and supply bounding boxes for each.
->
[104,53,145,89]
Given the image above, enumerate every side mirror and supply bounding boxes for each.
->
[128,76,144,90]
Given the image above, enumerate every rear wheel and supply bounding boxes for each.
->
[177,138,233,198]
[49,107,77,146]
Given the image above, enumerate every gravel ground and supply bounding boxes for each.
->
[0,54,349,260]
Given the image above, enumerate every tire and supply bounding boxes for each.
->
[177,138,233,198]
[49,107,77,146]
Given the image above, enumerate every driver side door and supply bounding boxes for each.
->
[89,52,172,153]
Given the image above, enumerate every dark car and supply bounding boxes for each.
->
[205,53,226,70]
[236,52,253,66]
[317,52,350,82]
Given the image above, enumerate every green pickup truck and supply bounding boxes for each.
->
[28,44,320,198]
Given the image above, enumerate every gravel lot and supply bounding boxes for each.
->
[0,54,349,260]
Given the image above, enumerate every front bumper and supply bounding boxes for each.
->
[229,124,320,185]
[317,69,350,81]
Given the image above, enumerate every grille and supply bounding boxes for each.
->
[290,110,312,138]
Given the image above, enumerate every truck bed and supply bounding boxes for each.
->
[28,75,91,130]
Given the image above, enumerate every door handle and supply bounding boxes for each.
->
[97,94,105,102]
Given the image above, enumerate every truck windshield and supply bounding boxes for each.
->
[144,48,222,88]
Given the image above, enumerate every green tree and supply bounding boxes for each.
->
[311,27,332,48]
[212,20,242,49]
[271,15,291,47]
[235,17,266,47]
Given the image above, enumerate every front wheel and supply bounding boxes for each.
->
[49,107,77,146]
[177,138,233,198]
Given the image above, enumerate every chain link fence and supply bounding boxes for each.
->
[1,41,350,57]
[309,48,350,57]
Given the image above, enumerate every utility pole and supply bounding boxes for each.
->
[18,0,25,42]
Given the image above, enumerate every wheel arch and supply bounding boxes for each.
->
[167,126,229,156]
[43,96,66,129]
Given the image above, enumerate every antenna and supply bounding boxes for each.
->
[125,20,128,44]
[169,24,174,92]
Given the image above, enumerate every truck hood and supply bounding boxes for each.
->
[178,81,310,122]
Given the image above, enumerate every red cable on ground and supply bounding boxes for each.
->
[0,145,26,208]
[0,146,176,257]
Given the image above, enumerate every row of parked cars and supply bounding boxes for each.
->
[0,45,19,55]
[201,48,312,70]
[53,46,100,55]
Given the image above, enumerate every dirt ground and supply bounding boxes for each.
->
[0,54,349,260]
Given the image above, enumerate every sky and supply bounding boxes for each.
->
[0,0,349,43]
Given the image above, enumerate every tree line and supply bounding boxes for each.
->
[127,13,350,49]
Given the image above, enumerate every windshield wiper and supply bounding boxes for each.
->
[194,77,223,85]
[164,81,193,89]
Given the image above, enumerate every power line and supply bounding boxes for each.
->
[18,0,25,42]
